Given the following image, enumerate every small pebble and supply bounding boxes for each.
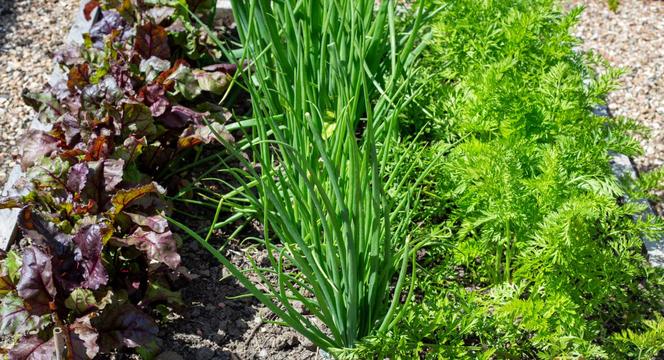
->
[212,329,226,344]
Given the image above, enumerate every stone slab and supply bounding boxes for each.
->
[610,152,664,267]
[0,166,23,251]
[600,103,664,268]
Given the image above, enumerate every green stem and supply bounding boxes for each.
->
[504,221,512,283]
[495,242,503,284]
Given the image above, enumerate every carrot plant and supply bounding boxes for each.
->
[342,0,664,358]
[170,0,431,354]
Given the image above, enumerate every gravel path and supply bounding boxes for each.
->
[0,0,78,186]
[567,0,664,173]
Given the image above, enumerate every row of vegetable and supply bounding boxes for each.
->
[1,0,663,359]
[0,0,240,357]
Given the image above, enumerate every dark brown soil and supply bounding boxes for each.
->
[153,239,318,360]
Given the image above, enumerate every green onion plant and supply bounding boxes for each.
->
[171,0,431,354]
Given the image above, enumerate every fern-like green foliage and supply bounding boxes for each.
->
[343,0,664,358]
[612,314,664,359]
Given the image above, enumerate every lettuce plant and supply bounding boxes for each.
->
[0,0,238,357]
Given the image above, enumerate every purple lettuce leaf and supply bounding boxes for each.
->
[157,105,207,129]
[57,113,82,147]
[121,102,157,139]
[54,45,84,66]
[72,224,109,290]
[95,303,158,352]
[137,83,170,117]
[121,226,180,269]
[0,293,51,337]
[120,214,180,269]
[17,208,84,291]
[103,159,125,192]
[110,63,135,95]
[16,246,57,315]
[126,212,168,233]
[72,160,102,214]
[20,130,60,171]
[178,122,234,149]
[67,163,90,193]
[18,207,73,257]
[8,336,56,360]
[48,74,76,104]
[68,315,100,360]
[165,18,186,33]
[89,10,126,44]
[134,22,171,60]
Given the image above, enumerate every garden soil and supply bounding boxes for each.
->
[107,235,318,360]
[154,240,318,360]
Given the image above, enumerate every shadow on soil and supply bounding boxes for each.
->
[0,0,17,48]
[155,239,318,360]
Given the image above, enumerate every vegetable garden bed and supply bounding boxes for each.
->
[1,0,663,359]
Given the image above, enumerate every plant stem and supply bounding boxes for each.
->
[504,221,512,283]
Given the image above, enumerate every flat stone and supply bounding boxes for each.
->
[0,166,23,251]
[610,152,664,267]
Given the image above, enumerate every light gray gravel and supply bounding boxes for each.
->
[567,0,664,172]
[0,0,78,186]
